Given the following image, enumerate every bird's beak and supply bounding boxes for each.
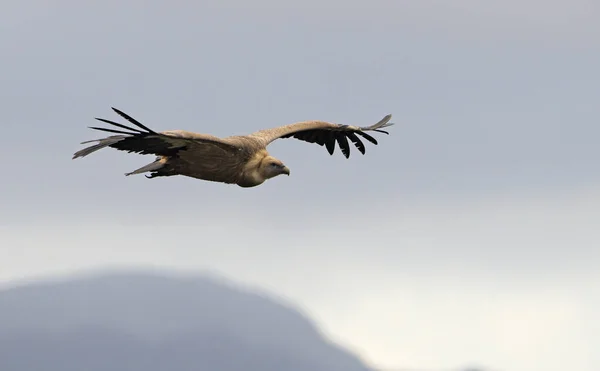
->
[282,166,290,176]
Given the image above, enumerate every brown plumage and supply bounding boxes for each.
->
[72,107,394,187]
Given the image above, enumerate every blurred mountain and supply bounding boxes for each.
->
[0,269,372,371]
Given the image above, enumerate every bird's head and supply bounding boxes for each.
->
[260,156,290,179]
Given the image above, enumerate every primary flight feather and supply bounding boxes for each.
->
[72,108,394,188]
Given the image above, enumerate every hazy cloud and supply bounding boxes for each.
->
[2,186,598,371]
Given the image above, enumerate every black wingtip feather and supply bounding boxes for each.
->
[88,126,136,135]
[111,107,157,134]
[94,118,147,134]
[325,134,336,155]
[355,131,378,145]
[346,132,366,155]
[336,135,351,158]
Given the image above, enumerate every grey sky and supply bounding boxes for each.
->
[1,1,599,370]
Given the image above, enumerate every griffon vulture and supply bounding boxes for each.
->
[72,108,394,187]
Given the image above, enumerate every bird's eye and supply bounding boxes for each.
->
[270,163,279,167]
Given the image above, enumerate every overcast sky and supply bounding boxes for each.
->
[1,1,599,371]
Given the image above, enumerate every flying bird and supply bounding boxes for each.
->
[72,108,394,188]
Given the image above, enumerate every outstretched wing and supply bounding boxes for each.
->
[250,114,394,158]
[72,107,242,160]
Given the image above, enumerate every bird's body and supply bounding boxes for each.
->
[73,108,394,187]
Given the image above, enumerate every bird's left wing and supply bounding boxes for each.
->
[249,114,394,158]
[72,107,242,160]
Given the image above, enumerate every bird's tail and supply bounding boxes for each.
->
[125,156,175,179]
[124,157,166,176]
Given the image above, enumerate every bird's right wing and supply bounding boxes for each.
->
[72,107,242,160]
[249,114,394,158]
